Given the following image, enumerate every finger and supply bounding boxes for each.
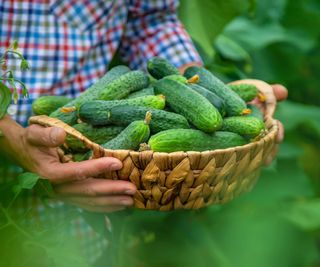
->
[26,125,66,147]
[46,157,123,184]
[271,84,288,102]
[54,178,136,197]
[63,195,134,207]
[276,120,285,144]
[264,145,279,166]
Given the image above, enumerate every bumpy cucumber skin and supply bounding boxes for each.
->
[78,95,166,125]
[229,84,258,102]
[127,86,155,99]
[106,105,190,133]
[98,70,150,100]
[102,120,150,150]
[65,124,124,152]
[154,79,222,133]
[246,104,264,121]
[147,57,180,79]
[221,116,265,138]
[148,129,247,152]
[50,65,130,125]
[188,83,226,117]
[163,75,187,84]
[184,66,247,116]
[32,96,72,115]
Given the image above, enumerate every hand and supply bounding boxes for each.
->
[249,83,287,165]
[0,118,137,212]
[262,84,287,165]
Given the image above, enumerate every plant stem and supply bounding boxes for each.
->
[0,205,33,239]
[0,77,26,88]
[1,50,25,61]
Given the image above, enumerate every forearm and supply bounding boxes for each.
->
[0,116,25,163]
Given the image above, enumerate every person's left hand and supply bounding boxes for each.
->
[225,80,288,166]
[262,84,287,165]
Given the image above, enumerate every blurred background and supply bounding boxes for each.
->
[1,0,320,266]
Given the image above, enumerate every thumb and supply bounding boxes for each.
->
[26,125,66,147]
[271,84,288,102]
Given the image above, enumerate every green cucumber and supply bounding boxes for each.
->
[148,75,158,85]
[246,104,264,121]
[98,70,149,100]
[147,57,180,79]
[154,79,222,133]
[92,105,190,133]
[163,74,187,84]
[78,95,166,125]
[32,96,72,115]
[229,84,259,102]
[188,83,226,117]
[148,129,247,152]
[50,65,130,125]
[184,66,248,116]
[101,113,151,150]
[65,124,124,152]
[221,116,265,139]
[127,86,155,99]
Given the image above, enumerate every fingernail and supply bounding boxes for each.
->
[110,163,122,170]
[125,189,136,195]
[120,199,133,206]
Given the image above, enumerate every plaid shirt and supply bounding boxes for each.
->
[0,0,202,264]
[0,0,202,127]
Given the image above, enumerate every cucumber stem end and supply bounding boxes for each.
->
[242,109,252,115]
[144,111,152,125]
[187,74,200,84]
[139,143,151,151]
[60,106,77,113]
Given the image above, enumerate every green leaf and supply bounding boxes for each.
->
[215,34,251,62]
[282,199,320,231]
[179,0,250,59]
[13,172,41,194]
[35,179,55,198]
[224,17,315,52]
[276,101,320,132]
[0,82,11,119]
[20,59,29,71]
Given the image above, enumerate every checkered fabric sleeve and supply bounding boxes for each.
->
[120,0,203,70]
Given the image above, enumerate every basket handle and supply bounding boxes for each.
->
[28,115,105,158]
[228,79,277,118]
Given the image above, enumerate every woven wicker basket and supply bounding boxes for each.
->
[29,79,278,211]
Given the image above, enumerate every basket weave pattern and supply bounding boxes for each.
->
[29,79,279,211]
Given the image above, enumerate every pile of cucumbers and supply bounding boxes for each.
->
[32,57,266,157]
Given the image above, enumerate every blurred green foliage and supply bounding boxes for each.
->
[1,0,320,266]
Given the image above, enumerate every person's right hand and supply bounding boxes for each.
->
[1,118,136,212]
